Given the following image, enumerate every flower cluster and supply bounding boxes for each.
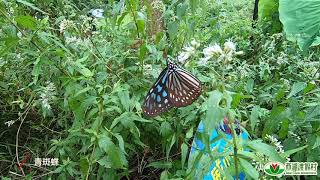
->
[265,134,284,153]
[38,81,57,110]
[199,40,243,65]
[59,19,75,33]
[151,0,165,11]
[177,39,200,63]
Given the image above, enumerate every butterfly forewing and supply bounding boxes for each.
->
[143,68,172,117]
[168,67,201,107]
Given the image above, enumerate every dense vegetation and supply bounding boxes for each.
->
[0,0,319,179]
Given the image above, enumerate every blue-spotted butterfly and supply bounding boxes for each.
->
[143,60,201,117]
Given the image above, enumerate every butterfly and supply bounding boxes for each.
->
[143,60,202,117]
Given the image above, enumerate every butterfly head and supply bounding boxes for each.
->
[167,60,177,71]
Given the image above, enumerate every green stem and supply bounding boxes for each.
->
[228,116,239,180]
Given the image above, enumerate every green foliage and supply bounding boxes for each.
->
[0,0,319,179]
[279,0,320,50]
[258,0,282,33]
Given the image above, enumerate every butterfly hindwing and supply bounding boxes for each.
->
[143,68,172,117]
[168,65,201,107]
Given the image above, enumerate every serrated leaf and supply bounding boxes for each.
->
[113,133,126,154]
[98,134,112,152]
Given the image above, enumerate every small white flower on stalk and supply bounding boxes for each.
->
[265,134,285,154]
[38,81,57,110]
[224,40,236,53]
[4,120,15,127]
[177,46,196,63]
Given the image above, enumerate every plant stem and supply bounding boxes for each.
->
[228,116,239,180]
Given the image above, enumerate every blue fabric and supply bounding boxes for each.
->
[189,120,249,180]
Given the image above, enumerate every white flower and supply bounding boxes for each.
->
[266,134,285,154]
[177,46,196,63]
[203,44,223,58]
[38,81,56,110]
[5,120,15,127]
[224,40,236,53]
[90,9,104,18]
[59,19,75,33]
[190,39,200,48]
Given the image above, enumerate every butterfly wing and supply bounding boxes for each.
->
[168,67,201,107]
[143,68,172,117]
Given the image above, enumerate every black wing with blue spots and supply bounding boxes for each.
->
[143,67,172,117]
[143,60,201,118]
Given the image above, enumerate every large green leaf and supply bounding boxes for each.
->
[258,0,282,33]
[259,0,278,20]
[279,0,320,50]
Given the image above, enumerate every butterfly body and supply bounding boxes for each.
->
[143,60,201,117]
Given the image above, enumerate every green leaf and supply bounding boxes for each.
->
[16,15,37,30]
[17,0,47,14]
[239,158,259,179]
[78,67,93,77]
[259,0,278,20]
[245,79,254,94]
[205,90,225,131]
[250,105,261,132]
[279,0,320,50]
[79,157,89,177]
[181,143,188,168]
[113,133,126,154]
[312,136,320,149]
[287,82,307,98]
[168,21,179,40]
[118,90,130,111]
[279,119,289,139]
[98,134,112,152]
[247,140,285,162]
[147,161,172,169]
[281,145,308,157]
[186,127,194,139]
[160,121,173,137]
